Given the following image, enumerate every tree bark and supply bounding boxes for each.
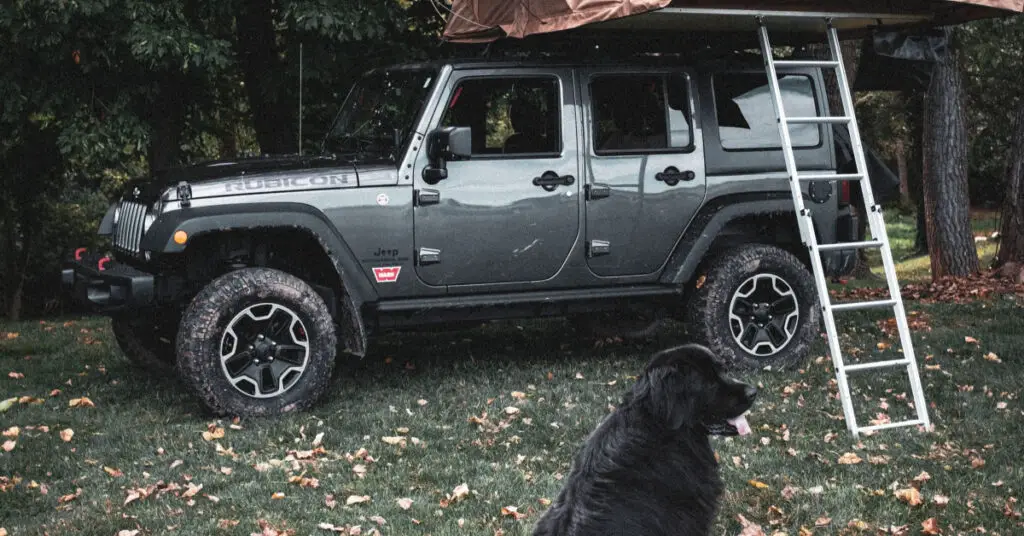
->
[896,138,911,207]
[996,103,1024,266]
[922,29,979,279]
[235,0,296,155]
[146,72,188,175]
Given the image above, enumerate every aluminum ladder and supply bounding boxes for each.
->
[756,18,931,437]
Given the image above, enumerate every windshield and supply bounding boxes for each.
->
[321,67,437,163]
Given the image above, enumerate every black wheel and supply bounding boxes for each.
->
[176,268,337,417]
[685,243,820,371]
[111,313,178,375]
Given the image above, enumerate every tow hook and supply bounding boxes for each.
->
[75,247,87,260]
[98,257,110,271]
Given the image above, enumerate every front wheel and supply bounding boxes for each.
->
[685,243,820,371]
[176,268,337,417]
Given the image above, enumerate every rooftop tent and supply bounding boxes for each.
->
[441,0,1024,43]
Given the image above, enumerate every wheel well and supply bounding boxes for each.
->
[701,213,811,271]
[178,229,343,303]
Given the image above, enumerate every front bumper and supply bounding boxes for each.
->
[61,251,155,313]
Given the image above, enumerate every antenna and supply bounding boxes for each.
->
[298,42,304,156]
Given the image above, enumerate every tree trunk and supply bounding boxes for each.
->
[147,72,188,175]
[996,103,1024,266]
[921,29,979,279]
[235,0,296,155]
[896,139,911,207]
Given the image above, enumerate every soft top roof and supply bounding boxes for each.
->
[442,0,1024,43]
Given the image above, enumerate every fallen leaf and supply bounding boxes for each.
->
[345,494,370,505]
[971,456,986,469]
[964,336,979,344]
[352,464,367,479]
[271,491,285,500]
[815,516,832,527]
[60,428,74,442]
[920,517,941,534]
[217,519,239,529]
[397,497,413,510]
[182,483,203,498]
[504,406,520,416]
[202,426,225,441]
[7,372,23,379]
[68,397,95,408]
[748,479,770,489]
[1,440,14,452]
[0,398,16,412]
[737,514,767,536]
[984,352,1002,363]
[895,488,923,506]
[912,471,931,486]
[220,466,232,475]
[511,391,526,400]
[312,432,324,446]
[3,332,18,340]
[933,495,950,507]
[838,452,863,465]
[103,466,123,477]
[781,485,799,500]
[501,505,527,520]
[1,427,18,438]
[381,436,405,446]
[170,459,183,469]
[116,530,139,536]
[574,372,584,380]
[451,483,470,501]
[538,498,551,506]
[58,488,81,503]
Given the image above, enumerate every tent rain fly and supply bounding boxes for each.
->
[441,0,1024,43]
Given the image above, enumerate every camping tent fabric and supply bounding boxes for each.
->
[442,0,1024,42]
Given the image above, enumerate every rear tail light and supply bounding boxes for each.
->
[838,180,852,206]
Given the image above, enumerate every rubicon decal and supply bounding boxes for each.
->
[372,266,402,283]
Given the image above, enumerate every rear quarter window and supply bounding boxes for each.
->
[713,72,821,151]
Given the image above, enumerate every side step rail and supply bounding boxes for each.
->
[756,17,932,438]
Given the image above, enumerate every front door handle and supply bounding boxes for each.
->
[533,170,575,192]
[655,166,696,186]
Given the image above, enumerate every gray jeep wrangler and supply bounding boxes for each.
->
[63,49,872,417]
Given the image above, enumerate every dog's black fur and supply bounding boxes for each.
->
[532,344,757,536]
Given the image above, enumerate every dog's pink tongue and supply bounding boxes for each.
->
[728,415,752,436]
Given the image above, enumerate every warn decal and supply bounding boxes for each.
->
[372,266,401,283]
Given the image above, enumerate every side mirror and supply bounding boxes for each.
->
[423,126,471,185]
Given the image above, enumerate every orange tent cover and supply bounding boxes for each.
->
[442,0,1024,42]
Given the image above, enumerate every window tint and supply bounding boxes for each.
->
[714,73,820,150]
[440,77,560,156]
[590,74,692,153]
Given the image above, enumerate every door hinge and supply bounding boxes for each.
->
[586,183,611,200]
[588,240,611,257]
[418,247,441,265]
[415,188,440,206]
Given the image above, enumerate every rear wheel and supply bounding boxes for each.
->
[176,268,337,417]
[686,243,819,371]
[111,313,178,375]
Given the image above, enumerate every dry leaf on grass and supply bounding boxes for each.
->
[837,452,862,465]
[60,429,74,442]
[68,397,95,408]
[921,517,941,535]
[894,488,923,506]
[1,427,18,438]
[345,494,370,505]
[501,505,527,520]
[1,441,14,452]
[396,497,413,510]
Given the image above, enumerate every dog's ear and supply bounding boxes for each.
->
[633,363,696,430]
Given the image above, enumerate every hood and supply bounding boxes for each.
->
[122,154,361,204]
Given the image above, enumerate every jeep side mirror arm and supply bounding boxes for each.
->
[422,126,472,185]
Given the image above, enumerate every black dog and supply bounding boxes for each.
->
[532,344,757,536]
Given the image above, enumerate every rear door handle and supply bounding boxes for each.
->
[655,166,696,186]
[533,170,575,192]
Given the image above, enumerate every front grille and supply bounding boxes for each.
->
[113,201,147,254]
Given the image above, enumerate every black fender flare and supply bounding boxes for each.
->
[659,193,798,286]
[140,202,375,356]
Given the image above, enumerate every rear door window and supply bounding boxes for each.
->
[713,72,821,151]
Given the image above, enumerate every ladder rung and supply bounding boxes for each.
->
[817,241,884,252]
[786,116,852,124]
[774,60,840,68]
[830,299,897,313]
[857,420,924,434]
[844,358,911,373]
[797,173,864,182]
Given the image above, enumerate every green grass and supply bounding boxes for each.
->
[1,212,1021,536]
